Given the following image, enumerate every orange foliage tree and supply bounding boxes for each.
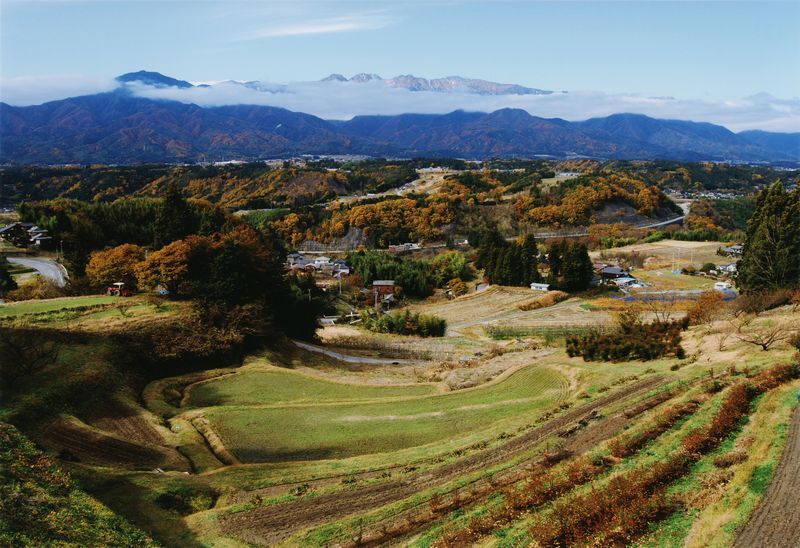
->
[85,243,146,290]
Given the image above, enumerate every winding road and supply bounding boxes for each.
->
[6,256,68,287]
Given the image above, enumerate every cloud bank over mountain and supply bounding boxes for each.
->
[1,72,798,132]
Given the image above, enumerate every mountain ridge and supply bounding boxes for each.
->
[1,88,798,165]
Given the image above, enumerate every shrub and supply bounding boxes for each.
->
[517,290,569,311]
[687,290,727,325]
[5,278,67,301]
[362,309,446,337]
[566,318,687,362]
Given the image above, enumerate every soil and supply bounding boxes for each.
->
[219,375,668,545]
[734,403,800,548]
[38,417,181,470]
[86,400,166,446]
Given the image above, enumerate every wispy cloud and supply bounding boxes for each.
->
[244,11,396,39]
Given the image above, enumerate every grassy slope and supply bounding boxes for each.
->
[187,367,437,407]
[200,365,568,462]
[0,422,156,547]
[0,295,119,317]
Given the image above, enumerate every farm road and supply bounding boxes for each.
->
[735,401,800,548]
[292,340,414,365]
[7,256,68,287]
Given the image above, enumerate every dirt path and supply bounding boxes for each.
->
[735,403,800,548]
[219,375,667,545]
[292,340,415,365]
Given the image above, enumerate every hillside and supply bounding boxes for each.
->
[2,91,797,164]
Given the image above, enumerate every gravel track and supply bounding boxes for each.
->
[219,375,667,545]
[735,403,800,548]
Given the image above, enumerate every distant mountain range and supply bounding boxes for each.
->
[318,73,553,95]
[115,70,553,96]
[1,71,798,164]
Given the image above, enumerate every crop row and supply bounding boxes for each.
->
[435,399,700,546]
[526,362,799,546]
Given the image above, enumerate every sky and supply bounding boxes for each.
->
[1,0,799,130]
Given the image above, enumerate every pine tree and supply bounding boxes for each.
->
[738,182,800,290]
[154,182,197,247]
[546,240,565,287]
[520,234,541,284]
[561,242,594,291]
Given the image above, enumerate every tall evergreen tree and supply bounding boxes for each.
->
[520,234,541,284]
[154,182,197,247]
[561,242,594,292]
[546,240,565,287]
[737,182,800,290]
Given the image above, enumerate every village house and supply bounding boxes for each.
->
[721,244,744,257]
[0,222,52,248]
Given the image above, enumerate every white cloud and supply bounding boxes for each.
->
[126,79,800,133]
[2,72,798,133]
[0,74,119,105]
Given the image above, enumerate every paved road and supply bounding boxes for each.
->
[6,256,68,287]
[292,340,414,365]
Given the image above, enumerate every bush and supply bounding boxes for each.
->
[566,318,687,362]
[518,290,569,311]
[687,291,727,325]
[5,278,67,301]
[362,309,446,337]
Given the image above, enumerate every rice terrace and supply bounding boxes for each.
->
[2,1,800,546]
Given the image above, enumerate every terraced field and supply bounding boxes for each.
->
[192,365,569,462]
[187,367,437,407]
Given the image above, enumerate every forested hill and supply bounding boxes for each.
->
[1,90,798,164]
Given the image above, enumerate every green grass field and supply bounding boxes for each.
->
[0,295,120,317]
[188,368,437,407]
[199,365,568,462]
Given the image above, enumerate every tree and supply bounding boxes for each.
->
[687,291,727,326]
[0,258,18,295]
[85,243,146,290]
[519,234,542,285]
[737,182,800,290]
[549,241,594,292]
[733,316,796,351]
[135,236,211,296]
[153,182,197,247]
[0,328,60,388]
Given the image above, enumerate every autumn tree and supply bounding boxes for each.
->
[687,290,727,326]
[85,243,146,290]
[135,236,212,296]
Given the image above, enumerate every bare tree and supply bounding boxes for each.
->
[732,316,795,351]
[640,292,680,325]
[0,328,61,387]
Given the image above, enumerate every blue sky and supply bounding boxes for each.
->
[1,1,799,130]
